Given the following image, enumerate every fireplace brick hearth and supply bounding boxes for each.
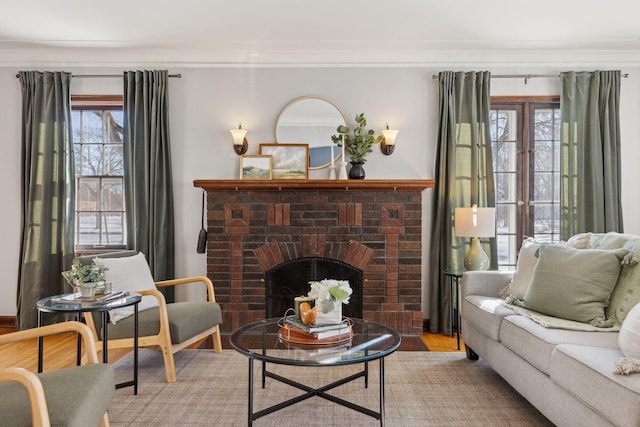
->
[194,179,434,336]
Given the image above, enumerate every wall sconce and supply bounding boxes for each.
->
[454,204,496,271]
[230,123,248,155]
[380,125,399,155]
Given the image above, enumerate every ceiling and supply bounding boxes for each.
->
[1,0,639,66]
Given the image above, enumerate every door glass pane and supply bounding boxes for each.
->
[532,106,561,243]
[491,107,519,270]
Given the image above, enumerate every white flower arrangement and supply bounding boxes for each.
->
[307,279,352,313]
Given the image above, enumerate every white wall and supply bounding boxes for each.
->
[1,64,639,319]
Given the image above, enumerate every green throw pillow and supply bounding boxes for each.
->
[606,236,640,325]
[523,244,628,325]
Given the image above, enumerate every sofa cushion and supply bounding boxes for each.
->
[551,344,640,427]
[523,244,628,325]
[499,315,620,375]
[461,296,515,341]
[104,301,223,344]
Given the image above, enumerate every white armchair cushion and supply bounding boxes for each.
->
[94,252,160,323]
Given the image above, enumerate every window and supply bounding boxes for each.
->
[490,96,561,269]
[71,95,126,251]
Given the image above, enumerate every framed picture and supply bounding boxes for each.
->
[259,143,309,180]
[240,155,272,180]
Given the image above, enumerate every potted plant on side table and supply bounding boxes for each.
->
[331,113,383,179]
[62,260,108,298]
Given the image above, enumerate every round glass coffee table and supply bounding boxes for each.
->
[230,317,401,426]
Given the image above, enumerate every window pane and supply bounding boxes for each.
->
[534,141,554,172]
[99,212,125,245]
[77,178,99,211]
[77,212,100,245]
[82,111,104,144]
[105,111,123,143]
[533,204,559,238]
[81,144,104,175]
[71,111,81,143]
[101,178,124,210]
[534,109,555,140]
[103,144,124,175]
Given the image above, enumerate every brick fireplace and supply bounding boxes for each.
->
[193,179,434,336]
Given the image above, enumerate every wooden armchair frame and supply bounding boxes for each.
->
[84,275,223,383]
[0,321,111,427]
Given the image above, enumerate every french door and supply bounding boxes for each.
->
[490,96,561,269]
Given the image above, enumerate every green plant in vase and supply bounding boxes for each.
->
[61,260,108,297]
[331,113,383,179]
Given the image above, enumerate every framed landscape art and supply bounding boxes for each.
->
[259,143,309,180]
[240,155,272,179]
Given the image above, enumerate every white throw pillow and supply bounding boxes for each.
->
[508,239,539,300]
[615,303,640,374]
[94,252,160,324]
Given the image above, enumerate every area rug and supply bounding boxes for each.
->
[109,349,553,426]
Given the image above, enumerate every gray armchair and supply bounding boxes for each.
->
[0,321,114,427]
[76,251,223,383]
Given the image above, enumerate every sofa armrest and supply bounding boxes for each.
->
[461,270,514,299]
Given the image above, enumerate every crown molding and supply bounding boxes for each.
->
[1,46,639,68]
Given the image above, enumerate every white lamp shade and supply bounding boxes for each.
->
[454,206,496,238]
[381,128,399,145]
[230,128,247,145]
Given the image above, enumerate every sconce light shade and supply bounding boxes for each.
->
[230,125,248,155]
[454,204,496,271]
[381,126,398,155]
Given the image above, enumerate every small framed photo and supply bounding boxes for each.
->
[259,143,309,180]
[240,155,272,180]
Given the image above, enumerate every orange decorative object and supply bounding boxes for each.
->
[299,302,317,325]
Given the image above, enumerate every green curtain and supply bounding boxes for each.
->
[560,70,623,239]
[17,71,75,329]
[123,70,175,295]
[429,71,497,335]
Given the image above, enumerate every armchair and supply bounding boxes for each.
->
[76,251,223,383]
[0,321,114,427]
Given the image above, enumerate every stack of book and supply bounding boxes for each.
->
[51,290,128,306]
[278,315,353,345]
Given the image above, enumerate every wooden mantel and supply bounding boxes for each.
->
[193,179,435,192]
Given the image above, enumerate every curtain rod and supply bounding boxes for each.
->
[15,73,182,79]
[431,73,629,84]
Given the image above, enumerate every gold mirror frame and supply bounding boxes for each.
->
[275,96,347,170]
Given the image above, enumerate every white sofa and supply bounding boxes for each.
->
[460,233,640,427]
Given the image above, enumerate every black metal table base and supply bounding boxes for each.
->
[247,357,386,426]
[37,303,139,394]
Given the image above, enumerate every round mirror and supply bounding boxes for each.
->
[276,96,347,169]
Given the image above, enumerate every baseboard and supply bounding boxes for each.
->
[0,316,16,329]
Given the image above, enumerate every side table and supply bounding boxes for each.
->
[36,292,142,394]
[444,271,463,350]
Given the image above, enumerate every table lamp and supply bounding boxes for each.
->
[454,204,496,271]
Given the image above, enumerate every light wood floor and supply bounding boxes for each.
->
[0,327,462,373]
